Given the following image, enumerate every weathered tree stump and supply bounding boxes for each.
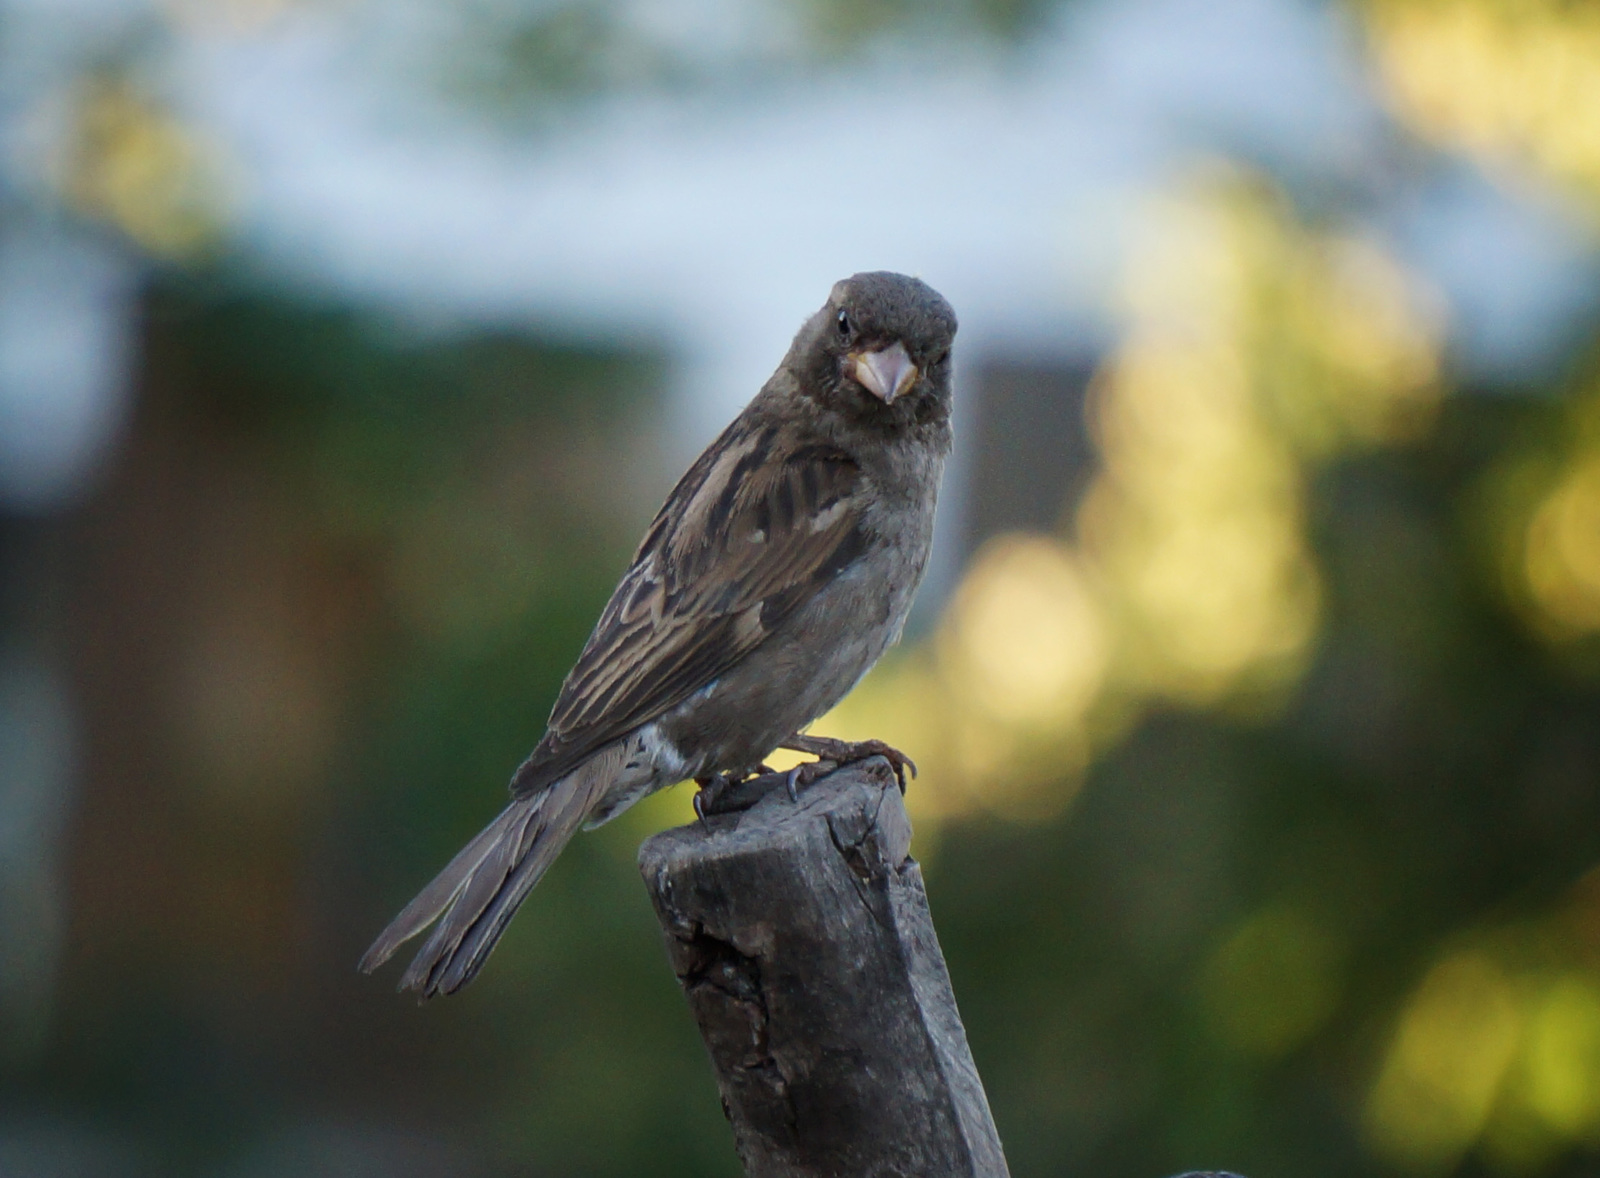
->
[639,758,1010,1178]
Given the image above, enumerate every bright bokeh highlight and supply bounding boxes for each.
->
[1365,873,1600,1175]
[1361,0,1600,213]
[938,535,1111,731]
[1523,435,1600,637]
[56,76,227,258]
[1366,952,1524,1173]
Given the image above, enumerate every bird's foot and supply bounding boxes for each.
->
[692,765,781,821]
[779,734,917,794]
[693,770,750,824]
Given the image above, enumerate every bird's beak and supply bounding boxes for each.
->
[850,341,918,404]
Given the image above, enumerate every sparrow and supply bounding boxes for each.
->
[360,271,958,998]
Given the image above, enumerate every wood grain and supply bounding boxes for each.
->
[639,759,1009,1178]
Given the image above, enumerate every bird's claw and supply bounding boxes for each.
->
[781,758,837,802]
[693,770,751,823]
[875,745,917,794]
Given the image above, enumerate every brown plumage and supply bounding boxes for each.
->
[360,271,958,997]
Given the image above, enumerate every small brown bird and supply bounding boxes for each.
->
[360,271,958,997]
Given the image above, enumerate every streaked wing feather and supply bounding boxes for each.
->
[510,422,864,798]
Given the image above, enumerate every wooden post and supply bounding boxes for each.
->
[638,759,1010,1178]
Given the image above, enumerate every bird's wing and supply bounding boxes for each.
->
[510,418,867,798]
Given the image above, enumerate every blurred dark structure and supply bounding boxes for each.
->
[964,357,1099,552]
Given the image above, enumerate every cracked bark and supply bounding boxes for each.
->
[639,759,1010,1178]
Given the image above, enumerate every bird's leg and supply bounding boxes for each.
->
[779,734,917,794]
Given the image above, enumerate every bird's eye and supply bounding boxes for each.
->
[836,309,852,338]
[933,348,951,367]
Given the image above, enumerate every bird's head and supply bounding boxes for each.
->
[794,271,958,425]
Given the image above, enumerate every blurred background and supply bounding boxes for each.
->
[2,0,1600,1174]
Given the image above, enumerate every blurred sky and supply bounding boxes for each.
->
[1,0,1596,511]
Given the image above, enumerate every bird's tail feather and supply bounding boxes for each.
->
[359,753,614,998]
